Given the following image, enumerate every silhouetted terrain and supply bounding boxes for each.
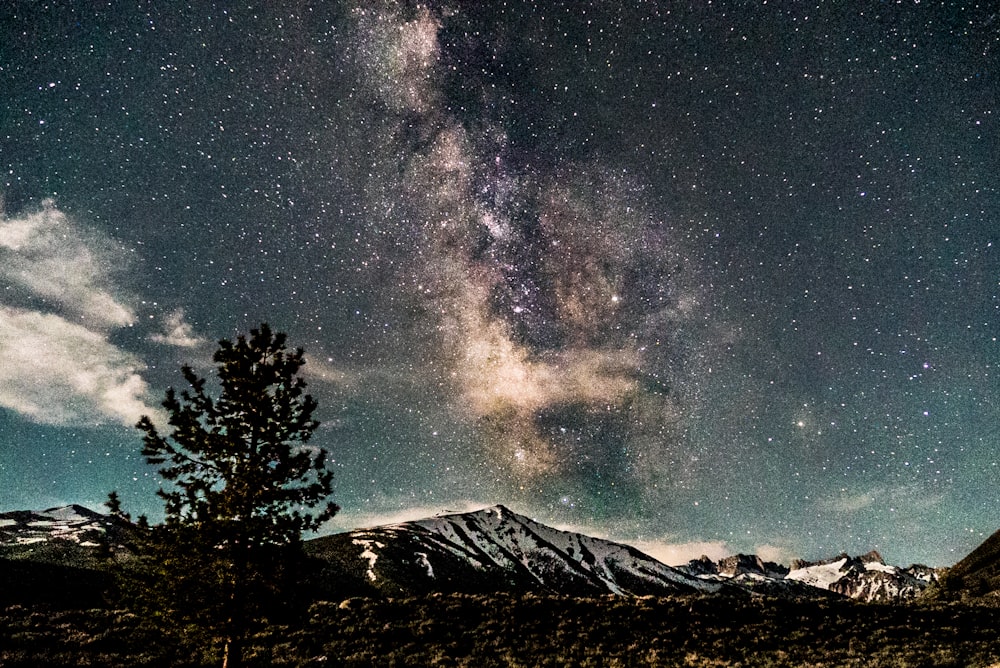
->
[4,504,1000,665]
[929,527,1000,603]
[3,593,1000,667]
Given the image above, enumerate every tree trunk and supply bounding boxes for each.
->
[222,637,242,668]
[223,540,247,668]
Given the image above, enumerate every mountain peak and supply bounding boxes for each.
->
[481,504,514,515]
[41,504,105,522]
[311,504,719,597]
[859,549,885,565]
[431,505,518,522]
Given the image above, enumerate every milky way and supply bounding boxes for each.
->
[345,3,722,523]
[1,1,998,566]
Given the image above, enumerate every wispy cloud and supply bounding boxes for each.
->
[0,306,160,427]
[818,484,945,515]
[823,490,878,514]
[617,539,733,566]
[0,199,134,330]
[323,500,492,533]
[149,309,206,348]
[755,543,798,566]
[0,200,168,427]
[300,354,356,387]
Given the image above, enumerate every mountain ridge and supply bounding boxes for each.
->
[0,502,951,604]
[307,504,943,602]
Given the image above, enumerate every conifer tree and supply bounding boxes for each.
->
[134,323,338,668]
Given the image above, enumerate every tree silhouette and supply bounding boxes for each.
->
[134,323,338,668]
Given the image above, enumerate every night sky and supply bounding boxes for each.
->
[2,1,998,568]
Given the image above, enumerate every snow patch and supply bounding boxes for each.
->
[786,558,848,589]
[353,538,383,582]
[43,506,93,522]
[416,551,434,578]
[864,561,896,574]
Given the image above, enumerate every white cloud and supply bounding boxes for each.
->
[149,309,206,348]
[0,200,174,428]
[300,354,355,387]
[0,199,134,330]
[0,306,160,427]
[755,543,798,566]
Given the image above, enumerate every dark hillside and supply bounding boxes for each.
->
[930,528,1000,602]
[0,558,110,609]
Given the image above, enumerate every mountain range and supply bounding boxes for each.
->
[0,503,966,606]
[306,504,941,603]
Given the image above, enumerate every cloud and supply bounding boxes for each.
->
[323,500,492,533]
[755,544,798,566]
[149,309,206,348]
[818,484,944,515]
[0,199,134,330]
[547,518,735,566]
[0,306,160,427]
[627,539,733,566]
[299,355,353,386]
[0,200,168,428]
[822,490,878,514]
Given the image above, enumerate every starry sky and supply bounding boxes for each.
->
[1,1,998,568]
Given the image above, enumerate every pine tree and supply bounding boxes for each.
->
[133,324,338,668]
[105,490,129,520]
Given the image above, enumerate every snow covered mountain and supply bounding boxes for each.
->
[0,504,131,568]
[307,505,723,597]
[677,550,940,603]
[1,504,112,547]
[674,553,829,599]
[0,504,129,607]
[786,551,939,602]
[309,505,944,602]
